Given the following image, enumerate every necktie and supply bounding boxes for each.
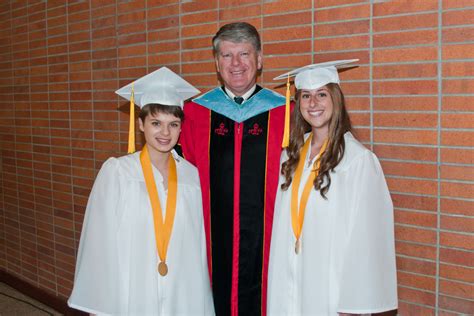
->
[234,96,244,104]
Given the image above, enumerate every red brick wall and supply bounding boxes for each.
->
[0,0,472,314]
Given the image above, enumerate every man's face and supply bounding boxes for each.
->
[215,40,262,96]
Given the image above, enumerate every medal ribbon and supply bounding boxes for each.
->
[291,134,328,246]
[140,144,178,268]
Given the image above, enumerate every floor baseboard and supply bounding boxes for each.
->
[0,269,86,316]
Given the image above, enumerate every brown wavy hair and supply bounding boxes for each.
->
[280,83,352,198]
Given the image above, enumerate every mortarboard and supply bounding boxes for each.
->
[273,59,359,147]
[115,67,200,153]
[116,66,200,109]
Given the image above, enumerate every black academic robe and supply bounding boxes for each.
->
[179,86,286,316]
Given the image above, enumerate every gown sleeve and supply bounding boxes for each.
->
[180,102,196,165]
[197,187,215,315]
[68,158,122,315]
[337,151,398,314]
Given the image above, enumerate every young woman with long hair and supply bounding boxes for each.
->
[267,61,397,315]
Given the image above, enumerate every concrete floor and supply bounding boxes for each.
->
[0,282,63,316]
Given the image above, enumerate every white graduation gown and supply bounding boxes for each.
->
[267,132,397,315]
[68,150,214,316]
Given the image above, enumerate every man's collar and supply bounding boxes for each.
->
[224,85,257,103]
[192,86,285,122]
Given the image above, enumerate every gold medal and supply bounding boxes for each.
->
[158,261,168,276]
[291,135,328,256]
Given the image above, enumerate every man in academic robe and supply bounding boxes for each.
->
[179,22,287,316]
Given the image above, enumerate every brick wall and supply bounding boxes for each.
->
[0,0,472,314]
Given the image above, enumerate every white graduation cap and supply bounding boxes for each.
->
[273,59,359,90]
[115,66,200,109]
[115,67,200,154]
[274,59,358,149]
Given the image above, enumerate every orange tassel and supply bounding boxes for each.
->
[282,74,291,148]
[128,83,136,154]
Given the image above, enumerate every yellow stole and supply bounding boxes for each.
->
[291,134,328,254]
[140,144,178,276]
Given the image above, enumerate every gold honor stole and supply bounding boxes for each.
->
[291,134,328,254]
[140,144,178,276]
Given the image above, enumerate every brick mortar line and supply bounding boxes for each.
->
[385,190,439,198]
[366,77,449,81]
[438,293,474,303]
[394,208,444,215]
[439,40,474,45]
[314,2,372,11]
[440,127,474,131]
[369,93,472,97]
[369,1,374,149]
[398,270,474,287]
[399,251,474,268]
[313,17,380,25]
[441,23,474,29]
[381,160,474,168]
[378,158,439,164]
[438,213,474,220]
[395,239,469,252]
[397,223,474,235]
[263,38,319,45]
[372,76,474,81]
[443,76,474,79]
[437,261,474,270]
[434,162,474,167]
[370,127,472,132]
[396,253,437,262]
[371,60,474,65]
[393,193,473,203]
[49,0,65,297]
[315,46,434,53]
[178,0,182,72]
[311,0,314,62]
[436,178,474,185]
[399,300,435,311]
[18,0,32,292]
[369,110,440,113]
[0,0,10,265]
[436,2,443,311]
[386,175,473,185]
[28,0,43,287]
[395,223,443,232]
[145,0,149,73]
[314,28,442,40]
[372,26,448,35]
[370,126,438,130]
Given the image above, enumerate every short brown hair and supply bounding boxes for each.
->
[138,104,184,122]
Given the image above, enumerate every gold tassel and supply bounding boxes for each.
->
[281,74,291,148]
[128,83,136,154]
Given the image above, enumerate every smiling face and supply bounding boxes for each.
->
[215,40,262,96]
[139,111,182,159]
[299,86,334,135]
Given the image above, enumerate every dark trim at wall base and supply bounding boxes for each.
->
[0,269,86,316]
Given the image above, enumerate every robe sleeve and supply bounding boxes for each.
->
[337,151,398,314]
[180,102,196,165]
[68,158,122,315]
[197,186,215,315]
